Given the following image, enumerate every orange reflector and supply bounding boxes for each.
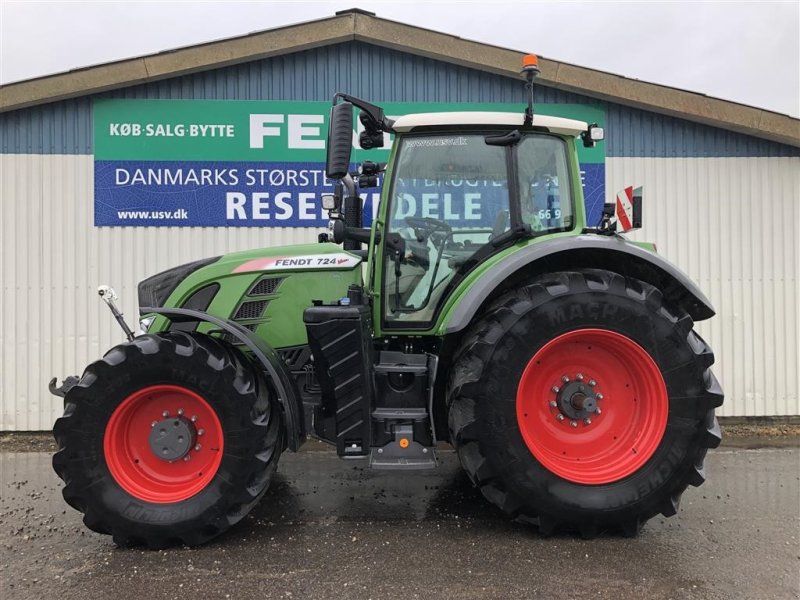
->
[399,438,410,449]
[522,54,539,67]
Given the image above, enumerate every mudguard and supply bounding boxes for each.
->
[443,234,715,334]
[141,306,305,451]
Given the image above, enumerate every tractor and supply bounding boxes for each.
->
[50,55,723,547]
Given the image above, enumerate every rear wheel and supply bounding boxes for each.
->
[53,332,283,548]
[448,269,723,536]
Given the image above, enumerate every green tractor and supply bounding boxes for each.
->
[50,55,723,547]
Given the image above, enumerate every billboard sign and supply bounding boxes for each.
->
[93,99,605,227]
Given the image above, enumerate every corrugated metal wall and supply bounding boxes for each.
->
[607,156,800,417]
[0,153,316,430]
[1,41,799,429]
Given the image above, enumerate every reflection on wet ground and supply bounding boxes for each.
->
[1,447,798,599]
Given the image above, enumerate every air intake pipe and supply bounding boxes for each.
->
[339,174,363,251]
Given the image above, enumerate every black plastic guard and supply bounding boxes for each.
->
[303,304,374,457]
[141,306,305,451]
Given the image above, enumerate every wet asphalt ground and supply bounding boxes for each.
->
[0,445,798,600]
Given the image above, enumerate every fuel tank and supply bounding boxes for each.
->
[139,243,364,349]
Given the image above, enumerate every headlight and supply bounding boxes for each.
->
[589,125,605,141]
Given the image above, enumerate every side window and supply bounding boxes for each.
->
[517,136,573,232]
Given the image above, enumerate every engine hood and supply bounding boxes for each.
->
[139,242,364,350]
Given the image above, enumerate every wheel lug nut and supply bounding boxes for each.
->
[561,375,570,383]
[162,410,169,417]
[556,414,565,421]
[584,418,592,425]
[596,408,602,415]
[197,429,205,436]
[178,408,184,416]
[570,420,578,428]
[191,415,198,422]
[596,393,604,400]
[183,455,191,461]
[151,421,157,427]
[588,380,597,387]
[549,400,558,408]
[194,444,202,451]
[576,373,584,381]
[551,386,560,394]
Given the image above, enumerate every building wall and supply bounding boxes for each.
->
[608,156,799,417]
[1,41,798,429]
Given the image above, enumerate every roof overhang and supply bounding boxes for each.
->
[1,9,798,148]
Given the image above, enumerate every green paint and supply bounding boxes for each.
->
[147,243,363,348]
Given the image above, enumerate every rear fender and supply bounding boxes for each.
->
[441,235,715,334]
[141,306,305,451]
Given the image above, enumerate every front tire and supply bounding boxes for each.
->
[53,332,283,548]
[447,269,723,536]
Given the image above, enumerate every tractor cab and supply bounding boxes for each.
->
[322,102,597,332]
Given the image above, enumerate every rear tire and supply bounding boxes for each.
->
[53,331,283,548]
[447,269,723,536]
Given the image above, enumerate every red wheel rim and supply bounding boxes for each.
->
[516,329,668,485]
[103,385,224,503]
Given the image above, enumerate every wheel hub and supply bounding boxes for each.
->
[556,378,600,421]
[148,416,196,461]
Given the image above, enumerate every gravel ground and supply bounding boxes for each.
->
[0,445,798,600]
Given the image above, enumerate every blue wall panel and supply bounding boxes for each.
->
[2,41,797,157]
[604,103,797,157]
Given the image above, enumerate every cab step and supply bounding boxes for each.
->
[368,423,436,469]
[369,450,437,470]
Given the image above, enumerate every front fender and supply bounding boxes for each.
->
[141,306,305,451]
[440,234,715,334]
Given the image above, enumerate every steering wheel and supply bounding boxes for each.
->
[404,216,452,250]
[404,216,452,237]
[399,217,451,269]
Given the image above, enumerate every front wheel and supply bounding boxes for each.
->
[53,332,284,548]
[447,269,723,536]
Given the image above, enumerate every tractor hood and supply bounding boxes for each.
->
[139,243,362,309]
[139,243,364,349]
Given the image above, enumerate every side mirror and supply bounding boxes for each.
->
[325,102,353,180]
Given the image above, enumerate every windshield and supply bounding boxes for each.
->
[384,132,573,325]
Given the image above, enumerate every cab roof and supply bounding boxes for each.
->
[391,112,588,137]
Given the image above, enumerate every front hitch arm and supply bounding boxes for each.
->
[48,376,79,398]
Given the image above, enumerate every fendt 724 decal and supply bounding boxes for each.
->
[233,253,362,273]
